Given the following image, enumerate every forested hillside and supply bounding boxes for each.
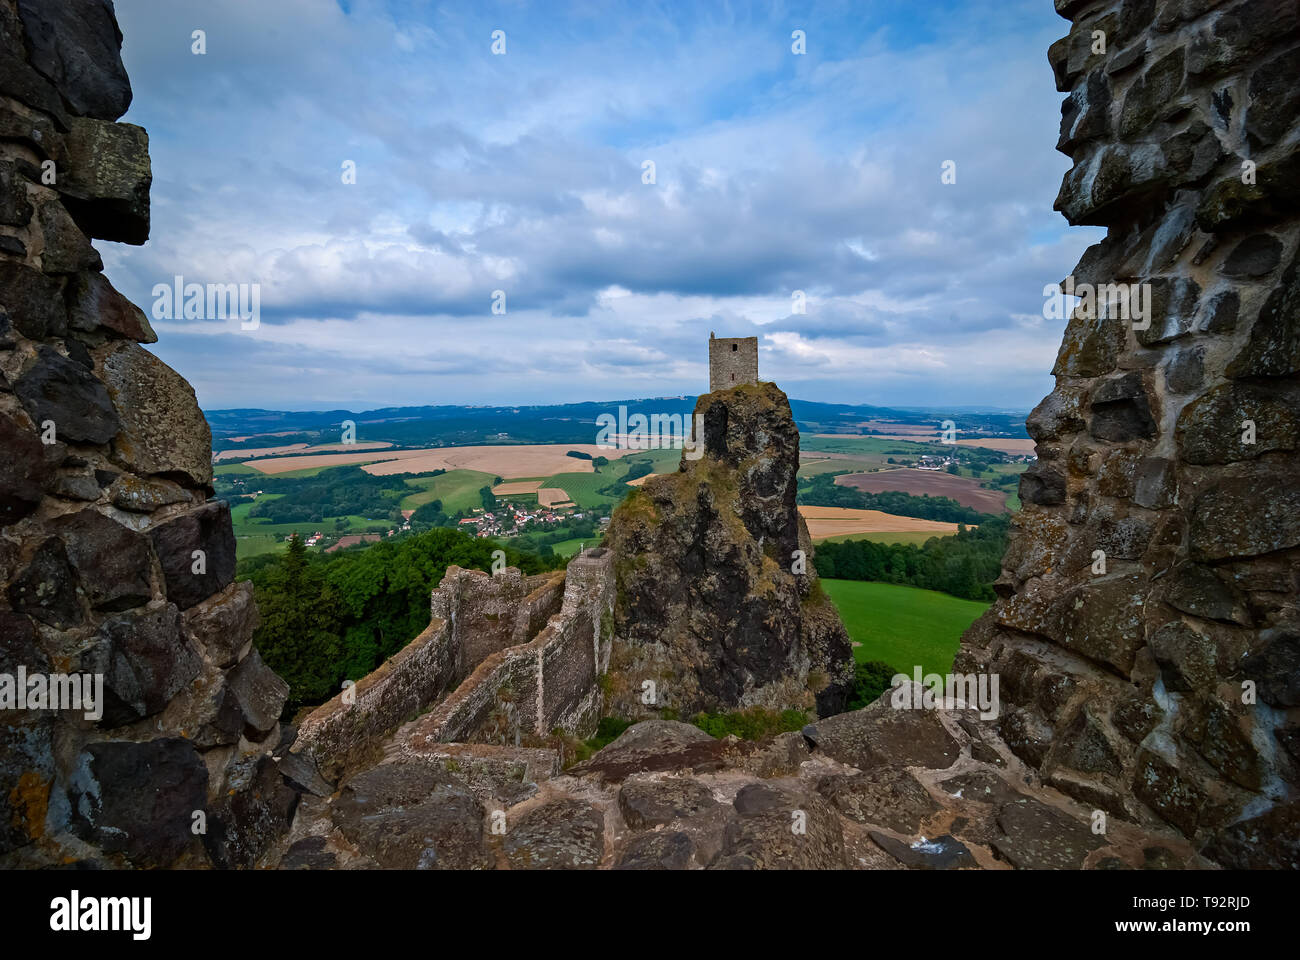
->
[240,528,562,711]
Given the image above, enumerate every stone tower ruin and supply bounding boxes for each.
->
[708,332,759,392]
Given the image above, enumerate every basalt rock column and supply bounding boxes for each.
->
[603,381,855,719]
[957,0,1300,868]
[0,0,295,868]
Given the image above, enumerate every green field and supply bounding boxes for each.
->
[798,435,949,458]
[541,471,621,509]
[399,469,497,513]
[985,463,1027,512]
[822,579,989,677]
[538,449,682,510]
[551,537,592,558]
[231,534,297,559]
[797,455,892,478]
[219,462,343,479]
[231,499,387,537]
[625,446,689,474]
[228,498,392,559]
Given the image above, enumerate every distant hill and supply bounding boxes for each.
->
[206,397,1030,452]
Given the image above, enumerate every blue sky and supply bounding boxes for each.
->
[106,0,1100,412]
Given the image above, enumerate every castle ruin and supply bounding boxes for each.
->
[2,0,1297,872]
[294,549,615,780]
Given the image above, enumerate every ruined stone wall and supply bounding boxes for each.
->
[0,0,294,869]
[432,565,564,667]
[294,565,565,776]
[708,335,759,392]
[293,618,454,779]
[957,0,1299,868]
[401,549,615,747]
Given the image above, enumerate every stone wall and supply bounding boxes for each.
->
[0,0,294,869]
[432,565,563,668]
[957,0,1299,867]
[294,565,565,777]
[708,334,759,392]
[399,548,615,748]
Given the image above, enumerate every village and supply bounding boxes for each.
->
[286,496,607,555]
[453,499,604,540]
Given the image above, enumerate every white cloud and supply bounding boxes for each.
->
[109,0,1096,412]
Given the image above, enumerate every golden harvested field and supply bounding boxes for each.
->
[238,444,637,477]
[625,473,658,487]
[797,506,968,540]
[492,480,544,495]
[214,441,393,462]
[537,487,571,507]
[834,468,1008,513]
[216,443,308,460]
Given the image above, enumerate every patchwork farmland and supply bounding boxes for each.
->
[217,422,1025,562]
[237,443,640,477]
[833,468,1009,513]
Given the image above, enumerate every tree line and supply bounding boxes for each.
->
[244,465,446,524]
[813,515,1009,602]
[797,472,995,525]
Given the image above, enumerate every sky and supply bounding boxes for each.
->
[106,0,1102,413]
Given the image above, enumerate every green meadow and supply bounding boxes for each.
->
[230,499,387,538]
[541,448,683,510]
[399,469,497,513]
[822,579,989,677]
[551,537,592,558]
[798,435,950,458]
[797,455,892,478]
[216,462,341,479]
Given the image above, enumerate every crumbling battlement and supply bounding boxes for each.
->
[432,565,564,667]
[295,565,567,777]
[398,548,615,749]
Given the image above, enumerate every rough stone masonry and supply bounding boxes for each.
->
[0,0,298,869]
[957,0,1300,868]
